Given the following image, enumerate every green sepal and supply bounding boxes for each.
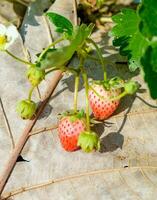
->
[124,80,139,95]
[16,99,37,119]
[92,77,124,91]
[27,66,45,86]
[76,109,85,119]
[78,131,100,153]
[109,76,124,89]
[59,109,85,123]
[91,80,110,90]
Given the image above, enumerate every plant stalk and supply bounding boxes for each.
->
[110,91,127,101]
[45,68,59,75]
[38,37,64,62]
[46,66,79,76]
[74,75,80,113]
[87,54,100,62]
[87,38,107,81]
[28,86,35,101]
[5,50,34,66]
[82,72,90,132]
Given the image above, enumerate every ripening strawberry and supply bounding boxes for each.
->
[88,84,120,120]
[58,116,86,151]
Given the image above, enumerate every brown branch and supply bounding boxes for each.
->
[0,70,63,196]
[2,165,157,200]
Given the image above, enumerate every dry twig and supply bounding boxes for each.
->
[29,124,58,136]
[2,165,157,199]
[0,98,15,149]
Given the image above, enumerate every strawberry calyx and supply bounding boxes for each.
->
[89,77,139,101]
[108,77,124,89]
[77,131,100,153]
[59,109,86,123]
[90,76,124,91]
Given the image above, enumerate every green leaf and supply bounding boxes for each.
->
[72,23,94,48]
[139,0,157,39]
[112,8,149,71]
[141,44,157,99]
[112,9,138,37]
[150,44,157,73]
[39,44,75,69]
[39,24,94,70]
[46,12,73,36]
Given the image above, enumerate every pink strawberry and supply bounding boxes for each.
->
[88,84,120,120]
[58,116,86,151]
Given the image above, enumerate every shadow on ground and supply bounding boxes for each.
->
[97,95,136,153]
[20,0,55,41]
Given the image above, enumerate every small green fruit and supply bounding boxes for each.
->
[77,131,100,153]
[124,81,139,95]
[27,66,45,86]
[16,99,37,119]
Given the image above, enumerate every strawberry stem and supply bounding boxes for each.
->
[45,66,79,76]
[45,68,60,75]
[5,50,35,67]
[38,37,64,62]
[74,75,80,113]
[86,54,100,62]
[28,86,35,101]
[78,55,91,131]
[87,38,107,81]
[82,72,90,132]
[110,91,127,101]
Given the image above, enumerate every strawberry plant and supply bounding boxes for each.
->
[0,10,139,152]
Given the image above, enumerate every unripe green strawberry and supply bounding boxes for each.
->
[89,84,120,120]
[16,99,36,119]
[124,80,139,95]
[27,66,45,86]
[58,116,86,152]
[78,131,100,153]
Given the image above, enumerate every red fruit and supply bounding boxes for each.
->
[58,117,86,151]
[89,84,120,120]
